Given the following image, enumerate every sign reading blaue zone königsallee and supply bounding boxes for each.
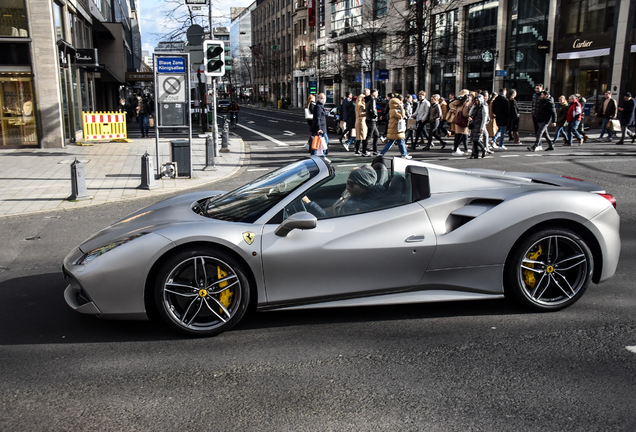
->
[157,57,186,74]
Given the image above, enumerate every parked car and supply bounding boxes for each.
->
[217,99,230,112]
[323,102,338,113]
[63,156,620,337]
[326,107,343,135]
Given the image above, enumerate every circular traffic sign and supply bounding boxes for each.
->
[163,77,181,95]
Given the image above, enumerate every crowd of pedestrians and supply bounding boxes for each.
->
[302,85,636,160]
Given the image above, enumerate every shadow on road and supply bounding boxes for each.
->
[0,272,531,345]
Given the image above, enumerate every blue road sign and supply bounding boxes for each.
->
[157,57,186,74]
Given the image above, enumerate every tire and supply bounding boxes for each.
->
[505,228,593,311]
[154,247,250,336]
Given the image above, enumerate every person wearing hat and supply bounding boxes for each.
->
[301,166,386,217]
[616,92,636,145]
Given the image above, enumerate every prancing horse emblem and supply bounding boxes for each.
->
[243,232,255,245]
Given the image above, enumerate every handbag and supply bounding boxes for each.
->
[610,119,621,132]
[311,134,322,151]
[397,119,406,133]
[455,109,469,127]
[304,108,313,120]
[407,118,417,130]
[148,116,154,127]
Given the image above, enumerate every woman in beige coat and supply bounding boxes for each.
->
[380,97,411,158]
[354,95,368,155]
[451,94,472,156]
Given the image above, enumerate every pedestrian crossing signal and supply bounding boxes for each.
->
[203,40,225,77]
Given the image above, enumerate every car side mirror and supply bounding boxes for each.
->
[275,212,317,237]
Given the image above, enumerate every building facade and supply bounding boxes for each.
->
[230,4,256,100]
[252,0,294,105]
[0,0,144,149]
[259,0,636,111]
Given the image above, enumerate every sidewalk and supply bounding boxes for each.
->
[0,136,246,218]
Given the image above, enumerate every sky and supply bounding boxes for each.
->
[138,0,254,54]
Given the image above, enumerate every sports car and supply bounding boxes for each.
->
[62,156,621,337]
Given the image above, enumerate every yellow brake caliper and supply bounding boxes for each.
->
[523,245,543,288]
[217,266,233,313]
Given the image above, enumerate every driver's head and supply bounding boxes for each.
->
[346,166,377,197]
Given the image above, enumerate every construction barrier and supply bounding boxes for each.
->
[82,112,127,141]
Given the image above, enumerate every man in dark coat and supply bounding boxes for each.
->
[528,90,556,151]
[340,92,352,143]
[616,92,636,145]
[491,89,510,149]
[363,89,381,156]
[595,91,618,142]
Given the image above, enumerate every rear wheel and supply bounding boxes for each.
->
[505,229,593,311]
[154,247,250,336]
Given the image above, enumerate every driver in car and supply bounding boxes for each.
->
[302,166,385,217]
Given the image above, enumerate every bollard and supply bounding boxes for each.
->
[68,158,92,201]
[205,133,217,170]
[220,116,230,153]
[138,151,158,190]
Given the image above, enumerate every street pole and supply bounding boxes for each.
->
[209,0,218,146]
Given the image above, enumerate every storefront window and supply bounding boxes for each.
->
[504,0,550,101]
[556,55,610,112]
[0,0,28,38]
[1,73,38,147]
[0,42,37,148]
[463,0,498,93]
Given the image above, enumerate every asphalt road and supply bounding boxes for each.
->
[1,106,635,431]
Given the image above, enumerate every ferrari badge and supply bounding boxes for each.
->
[243,232,255,245]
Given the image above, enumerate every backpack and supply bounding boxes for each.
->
[455,108,468,127]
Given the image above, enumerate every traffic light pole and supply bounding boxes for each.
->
[212,78,218,147]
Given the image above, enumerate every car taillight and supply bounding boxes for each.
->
[598,193,617,209]
[562,175,584,181]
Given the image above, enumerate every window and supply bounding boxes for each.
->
[285,162,410,221]
[375,0,387,18]
[53,2,65,41]
[0,0,28,37]
[562,0,615,36]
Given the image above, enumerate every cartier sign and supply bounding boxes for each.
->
[558,34,611,53]
[573,39,593,49]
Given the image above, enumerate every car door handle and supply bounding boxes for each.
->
[405,235,425,243]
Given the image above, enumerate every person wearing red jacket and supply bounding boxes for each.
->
[565,95,583,146]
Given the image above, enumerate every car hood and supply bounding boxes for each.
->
[78,191,225,253]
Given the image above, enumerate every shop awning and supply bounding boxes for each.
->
[557,48,610,60]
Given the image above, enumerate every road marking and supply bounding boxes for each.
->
[237,123,289,146]
[283,130,296,136]
[627,346,636,353]
[247,168,270,171]
[500,154,519,157]
[250,146,267,149]
[268,120,279,123]
[247,121,255,124]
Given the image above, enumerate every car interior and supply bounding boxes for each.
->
[281,157,431,221]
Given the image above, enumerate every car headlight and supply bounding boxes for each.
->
[75,233,148,265]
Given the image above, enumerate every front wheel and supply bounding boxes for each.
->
[154,247,250,336]
[505,229,593,311]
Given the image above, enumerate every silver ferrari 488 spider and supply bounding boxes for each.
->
[63,156,621,336]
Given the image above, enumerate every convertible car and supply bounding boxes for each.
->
[63,156,621,336]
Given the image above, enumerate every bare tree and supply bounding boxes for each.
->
[390,0,463,92]
[151,1,229,43]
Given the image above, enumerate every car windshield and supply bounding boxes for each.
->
[204,158,320,223]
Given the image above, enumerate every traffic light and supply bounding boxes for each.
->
[203,40,225,77]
